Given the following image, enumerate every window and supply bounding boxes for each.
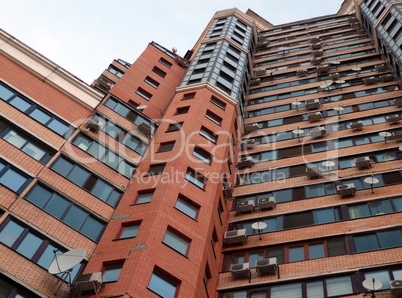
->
[182,92,196,100]
[210,96,226,110]
[163,228,191,256]
[159,141,175,152]
[152,66,167,78]
[185,168,206,189]
[136,87,152,101]
[200,126,217,143]
[354,229,402,252]
[175,195,199,220]
[166,122,183,132]
[118,222,140,239]
[104,97,152,128]
[148,268,180,298]
[103,262,124,283]
[0,217,84,279]
[0,118,55,163]
[193,146,212,164]
[205,110,222,126]
[72,133,136,178]
[148,163,166,176]
[51,156,122,207]
[144,76,160,89]
[25,183,105,242]
[0,82,71,137]
[176,106,189,114]
[135,190,154,204]
[159,57,173,68]
[107,65,124,78]
[0,159,31,194]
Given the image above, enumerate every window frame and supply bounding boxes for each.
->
[175,194,200,220]
[102,261,124,283]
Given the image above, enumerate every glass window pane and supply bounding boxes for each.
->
[91,180,113,201]
[368,200,392,215]
[0,169,28,193]
[103,151,121,169]
[378,230,402,248]
[306,281,324,298]
[9,96,31,112]
[37,244,58,269]
[393,269,402,280]
[314,208,336,224]
[175,198,198,219]
[148,272,177,298]
[118,160,136,178]
[394,197,402,211]
[326,276,353,296]
[271,283,302,298]
[348,204,370,219]
[48,119,69,136]
[136,191,153,204]
[29,108,51,124]
[120,225,139,239]
[22,143,46,161]
[103,264,122,282]
[25,185,53,208]
[52,157,74,177]
[309,243,325,259]
[80,216,104,241]
[63,205,87,230]
[107,190,121,207]
[74,134,92,151]
[68,166,91,187]
[365,271,390,290]
[4,130,26,148]
[249,252,264,267]
[305,184,326,198]
[163,230,189,255]
[0,220,24,247]
[88,142,106,159]
[16,232,42,259]
[44,194,70,218]
[0,85,14,100]
[355,234,380,252]
[289,246,304,262]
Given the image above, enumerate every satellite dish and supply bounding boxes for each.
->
[362,278,382,291]
[172,47,177,54]
[136,104,148,111]
[48,248,86,274]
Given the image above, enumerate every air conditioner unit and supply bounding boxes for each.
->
[354,156,371,170]
[311,57,322,65]
[305,99,320,111]
[375,64,387,72]
[222,182,233,200]
[310,126,326,138]
[310,37,321,44]
[245,123,259,134]
[254,68,267,76]
[350,22,361,29]
[357,28,366,35]
[256,258,278,276]
[97,76,114,91]
[380,74,393,82]
[250,78,261,86]
[86,117,100,132]
[348,17,357,23]
[236,199,255,214]
[350,120,363,131]
[306,166,323,179]
[240,139,255,150]
[313,50,324,57]
[223,228,247,246]
[386,114,400,125]
[395,97,402,108]
[311,43,322,50]
[231,263,251,281]
[390,280,402,296]
[330,73,340,81]
[363,77,376,85]
[237,156,254,169]
[316,64,330,75]
[138,122,152,137]
[393,131,402,142]
[297,69,308,77]
[308,112,323,123]
[74,272,103,295]
[337,183,356,198]
[174,56,188,67]
[258,40,269,48]
[258,196,276,210]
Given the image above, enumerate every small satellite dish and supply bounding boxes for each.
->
[48,248,86,274]
[362,278,382,291]
[172,47,177,54]
[136,104,148,111]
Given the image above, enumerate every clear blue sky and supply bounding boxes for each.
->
[0,0,345,84]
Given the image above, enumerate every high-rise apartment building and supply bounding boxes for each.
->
[1,0,402,297]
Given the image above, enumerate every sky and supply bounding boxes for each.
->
[0,1,345,84]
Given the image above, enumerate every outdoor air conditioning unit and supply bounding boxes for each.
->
[313,50,324,57]
[386,114,400,125]
[311,57,322,65]
[380,74,393,82]
[306,166,323,179]
[348,17,357,23]
[296,69,308,77]
[350,121,363,131]
[311,43,322,50]
[337,183,356,198]
[375,64,387,72]
[237,156,254,169]
[245,123,259,134]
[222,182,233,200]
[240,139,255,150]
[224,229,247,246]
[258,197,276,210]
[251,78,261,86]
[258,40,269,48]
[350,22,361,29]
[138,122,152,137]
[256,258,278,276]
[174,55,188,67]
[363,77,376,85]
[308,112,323,123]
[316,64,330,75]
[393,131,402,142]
[236,200,255,214]
[74,272,103,295]
[97,76,114,91]
[310,37,321,43]
[305,99,320,111]
[254,68,267,76]
[395,97,402,108]
[390,280,402,296]
[330,73,340,81]
[86,117,100,132]
[310,126,326,138]
[354,156,371,170]
[231,263,251,281]
[357,28,366,34]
